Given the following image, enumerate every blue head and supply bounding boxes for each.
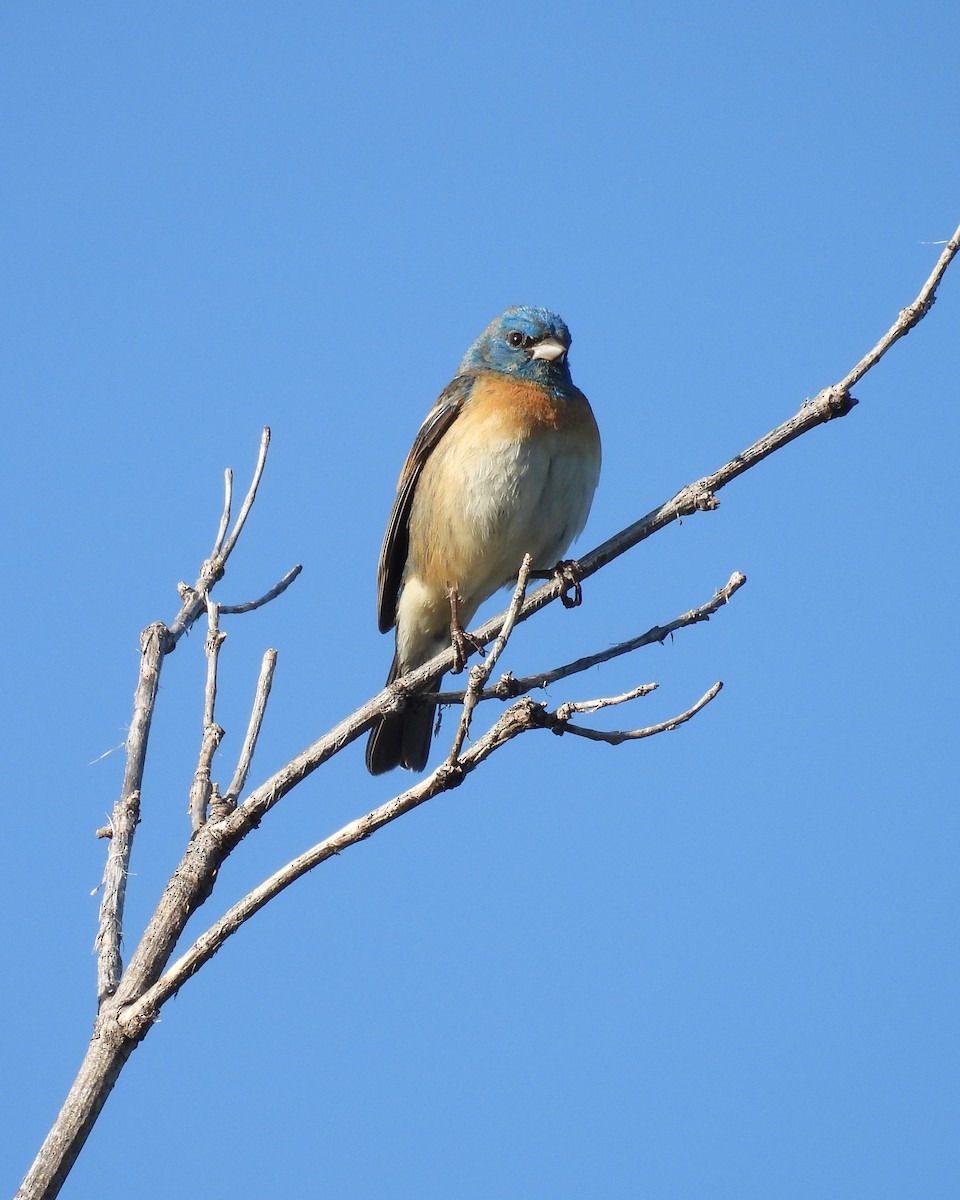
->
[459,306,575,391]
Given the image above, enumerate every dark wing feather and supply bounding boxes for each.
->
[376,374,474,633]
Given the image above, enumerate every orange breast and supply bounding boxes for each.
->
[461,374,599,441]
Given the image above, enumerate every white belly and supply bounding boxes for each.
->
[457,433,598,598]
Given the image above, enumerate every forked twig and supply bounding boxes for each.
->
[550,681,723,744]
[431,572,746,705]
[447,555,532,762]
[220,427,271,561]
[93,428,284,1003]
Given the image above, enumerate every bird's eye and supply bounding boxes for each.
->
[506,330,525,348]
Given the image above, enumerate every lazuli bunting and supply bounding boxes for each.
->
[366,306,601,774]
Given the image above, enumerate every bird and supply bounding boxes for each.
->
[365,305,601,775]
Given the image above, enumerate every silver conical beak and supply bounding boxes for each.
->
[531,337,567,362]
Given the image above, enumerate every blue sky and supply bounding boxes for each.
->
[3,4,958,1198]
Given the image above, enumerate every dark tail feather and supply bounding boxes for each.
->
[365,656,439,775]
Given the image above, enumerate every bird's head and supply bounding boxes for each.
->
[459,306,574,388]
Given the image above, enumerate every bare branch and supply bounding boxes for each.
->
[839,222,960,392]
[220,426,270,561]
[220,649,279,811]
[94,622,167,1005]
[166,429,272,647]
[431,572,747,704]
[554,682,660,719]
[219,564,303,614]
[101,572,743,1033]
[551,681,724,744]
[212,468,233,557]
[196,572,739,850]
[188,600,226,832]
[201,600,224,727]
[118,693,568,1028]
[117,677,721,1026]
[93,433,277,1004]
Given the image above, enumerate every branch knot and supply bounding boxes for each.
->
[492,671,522,699]
[140,621,174,655]
[675,484,719,516]
[810,385,858,421]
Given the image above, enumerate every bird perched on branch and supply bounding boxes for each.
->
[366,306,601,775]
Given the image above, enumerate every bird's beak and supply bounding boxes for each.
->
[531,337,567,362]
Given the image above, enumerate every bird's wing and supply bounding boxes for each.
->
[376,374,474,633]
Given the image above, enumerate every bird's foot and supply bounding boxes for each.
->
[450,623,485,674]
[448,586,485,673]
[554,559,584,608]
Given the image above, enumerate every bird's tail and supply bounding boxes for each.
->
[365,654,440,775]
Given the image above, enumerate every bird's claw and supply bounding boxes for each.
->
[450,625,485,674]
[447,586,486,673]
[555,559,584,609]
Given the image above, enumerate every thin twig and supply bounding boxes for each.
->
[166,430,273,644]
[219,564,303,614]
[202,600,223,727]
[551,681,723,744]
[555,682,659,719]
[212,469,233,557]
[838,224,960,392]
[447,555,532,762]
[189,600,226,832]
[220,649,278,811]
[220,427,271,561]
